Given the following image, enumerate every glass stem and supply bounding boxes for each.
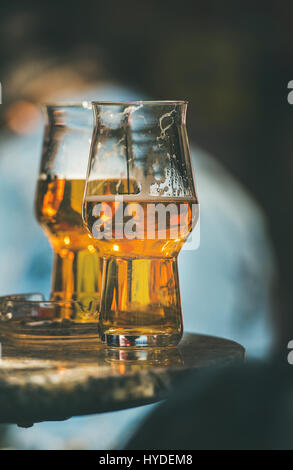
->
[99,256,183,347]
[50,249,102,304]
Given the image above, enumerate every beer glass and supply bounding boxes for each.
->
[83,101,198,347]
[35,104,102,315]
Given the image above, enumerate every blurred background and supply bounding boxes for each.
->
[0,0,292,449]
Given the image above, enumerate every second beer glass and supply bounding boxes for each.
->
[35,104,103,317]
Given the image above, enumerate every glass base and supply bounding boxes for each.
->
[101,332,182,348]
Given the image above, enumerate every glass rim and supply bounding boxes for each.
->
[91,100,188,106]
[41,100,188,111]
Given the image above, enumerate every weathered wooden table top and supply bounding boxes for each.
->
[0,333,245,426]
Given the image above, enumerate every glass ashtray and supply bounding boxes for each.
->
[0,293,99,342]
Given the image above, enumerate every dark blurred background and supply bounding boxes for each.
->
[0,0,292,342]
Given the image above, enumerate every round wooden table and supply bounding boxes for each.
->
[0,333,245,426]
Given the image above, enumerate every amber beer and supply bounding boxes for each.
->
[35,177,102,309]
[84,184,197,344]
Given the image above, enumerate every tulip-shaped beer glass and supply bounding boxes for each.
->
[35,104,102,314]
[83,101,198,347]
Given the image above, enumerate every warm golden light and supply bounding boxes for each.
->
[64,236,71,246]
